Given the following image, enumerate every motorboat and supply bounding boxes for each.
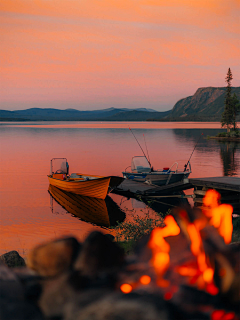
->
[122,156,191,186]
[48,158,123,199]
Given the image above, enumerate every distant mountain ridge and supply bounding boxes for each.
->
[0,107,168,121]
[1,87,240,121]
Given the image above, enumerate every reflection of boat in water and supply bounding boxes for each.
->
[48,185,125,227]
[48,158,124,199]
[122,156,191,186]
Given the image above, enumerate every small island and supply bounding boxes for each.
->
[208,68,240,142]
[208,134,240,142]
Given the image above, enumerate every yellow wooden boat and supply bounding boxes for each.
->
[48,158,123,200]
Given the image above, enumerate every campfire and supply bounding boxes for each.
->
[1,190,239,320]
[118,189,239,319]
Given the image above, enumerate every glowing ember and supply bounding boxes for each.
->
[203,268,214,283]
[120,283,132,294]
[211,310,225,320]
[177,266,198,277]
[211,310,236,320]
[139,275,151,285]
[164,292,173,300]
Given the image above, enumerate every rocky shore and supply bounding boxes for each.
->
[1,223,240,320]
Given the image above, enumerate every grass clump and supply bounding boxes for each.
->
[232,217,240,243]
[115,210,167,254]
[217,130,240,138]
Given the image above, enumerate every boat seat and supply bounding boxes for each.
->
[70,173,82,178]
[136,166,151,173]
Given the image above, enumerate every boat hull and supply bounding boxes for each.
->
[48,175,111,199]
[122,171,190,186]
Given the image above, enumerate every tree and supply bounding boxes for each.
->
[221,68,233,133]
[231,93,240,131]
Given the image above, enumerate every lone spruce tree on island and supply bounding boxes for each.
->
[221,68,240,133]
[221,68,233,133]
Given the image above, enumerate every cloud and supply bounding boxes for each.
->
[0,0,239,110]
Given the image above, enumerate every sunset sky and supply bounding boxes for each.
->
[1,0,240,111]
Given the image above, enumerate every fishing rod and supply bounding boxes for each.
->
[129,128,152,167]
[184,133,203,171]
[143,134,151,166]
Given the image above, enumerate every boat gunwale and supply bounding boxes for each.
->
[47,175,111,183]
[122,171,190,176]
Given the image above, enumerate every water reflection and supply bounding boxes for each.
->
[48,185,125,227]
[1,122,240,255]
[117,190,190,216]
[172,128,225,147]
[219,142,240,176]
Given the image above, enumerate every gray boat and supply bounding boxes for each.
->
[122,156,191,186]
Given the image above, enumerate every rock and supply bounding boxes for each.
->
[229,242,240,251]
[0,262,44,319]
[0,251,26,268]
[0,299,44,320]
[105,234,115,242]
[64,292,169,320]
[27,237,81,277]
[74,231,125,278]
[0,261,24,301]
[38,271,76,318]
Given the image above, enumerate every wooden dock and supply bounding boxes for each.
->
[189,177,240,214]
[189,177,240,193]
[113,176,240,213]
[115,176,240,196]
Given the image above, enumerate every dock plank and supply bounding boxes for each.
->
[189,177,240,192]
[115,178,193,197]
[114,176,240,197]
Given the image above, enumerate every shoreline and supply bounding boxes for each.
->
[208,136,240,142]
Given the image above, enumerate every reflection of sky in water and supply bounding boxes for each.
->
[0,122,239,255]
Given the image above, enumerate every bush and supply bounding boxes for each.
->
[233,129,239,137]
[115,212,165,243]
[217,130,239,138]
[217,132,227,137]
[232,217,240,242]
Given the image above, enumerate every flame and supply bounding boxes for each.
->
[174,190,233,293]
[148,215,180,280]
[203,190,233,244]
[120,189,234,298]
[186,221,211,281]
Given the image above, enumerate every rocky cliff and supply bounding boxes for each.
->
[154,87,240,121]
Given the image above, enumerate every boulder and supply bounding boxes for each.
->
[0,251,26,268]
[74,231,125,278]
[27,237,81,277]
[64,292,169,320]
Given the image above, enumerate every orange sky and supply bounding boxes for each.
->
[0,0,240,111]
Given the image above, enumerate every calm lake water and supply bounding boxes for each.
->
[0,121,240,256]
